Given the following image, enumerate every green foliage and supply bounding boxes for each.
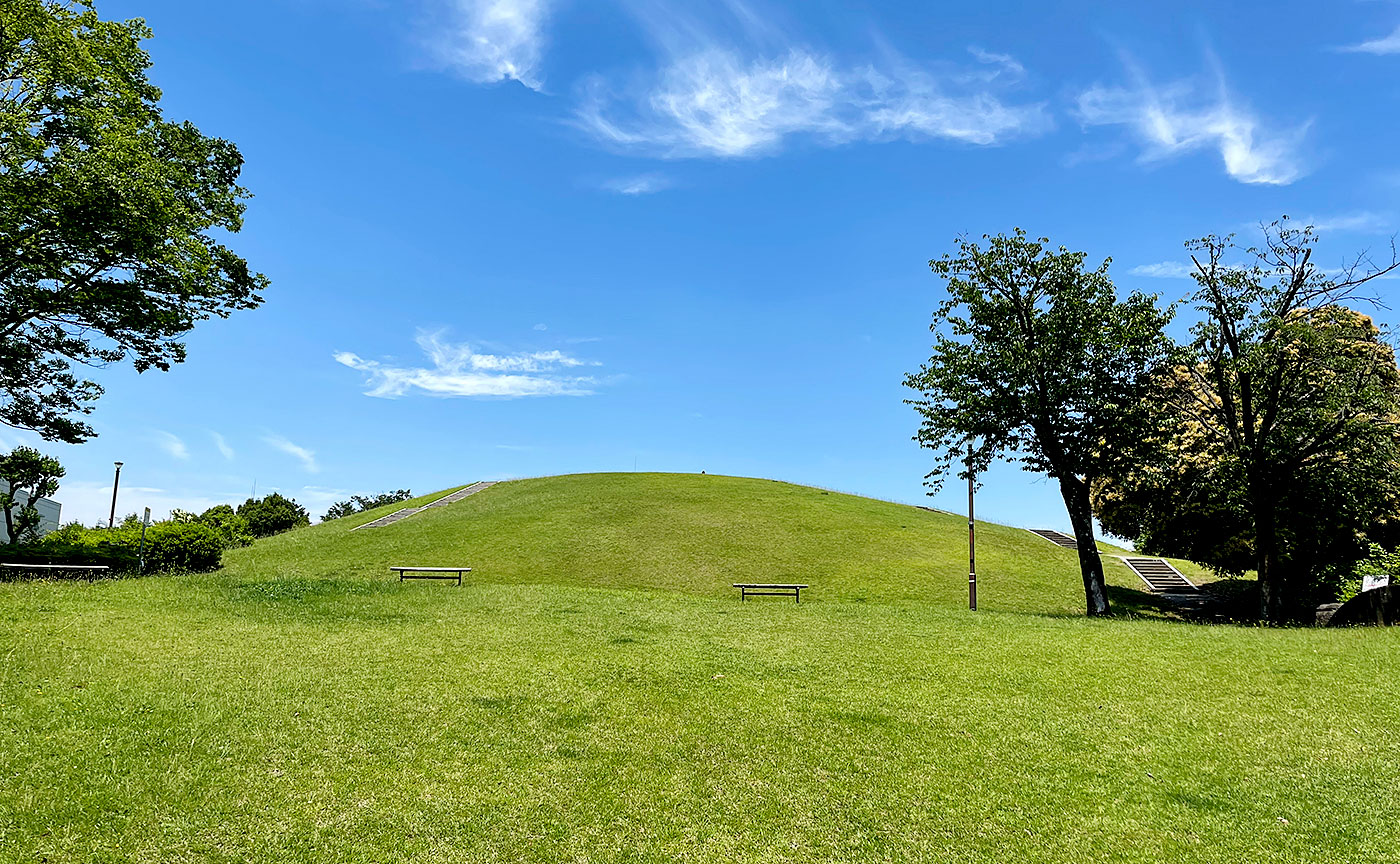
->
[141,521,222,572]
[1339,543,1400,603]
[323,500,357,521]
[236,493,309,538]
[0,445,63,544]
[1142,219,1400,620]
[1094,469,1256,578]
[0,0,268,443]
[904,229,1175,615]
[195,504,253,549]
[323,489,412,521]
[9,517,222,572]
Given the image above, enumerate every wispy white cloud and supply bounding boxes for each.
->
[56,480,230,526]
[966,46,1025,81]
[533,322,548,331]
[335,329,600,399]
[1296,211,1393,235]
[1339,24,1400,55]
[428,0,550,90]
[1128,261,1194,279]
[602,172,673,195]
[574,6,1048,160]
[211,431,235,461]
[154,430,190,461]
[1075,57,1307,185]
[263,435,319,474]
[296,486,360,523]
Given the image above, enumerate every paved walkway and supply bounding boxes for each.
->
[351,482,498,531]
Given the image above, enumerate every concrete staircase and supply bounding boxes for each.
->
[1119,556,1197,593]
[1028,529,1082,551]
[351,482,498,531]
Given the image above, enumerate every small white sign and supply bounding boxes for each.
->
[1362,573,1391,594]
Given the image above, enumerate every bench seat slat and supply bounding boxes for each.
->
[732,583,808,588]
[391,567,472,573]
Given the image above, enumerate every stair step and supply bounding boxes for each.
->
[351,482,499,531]
[1028,529,1082,551]
[1120,556,1197,593]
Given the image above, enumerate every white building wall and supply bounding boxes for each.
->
[0,495,61,543]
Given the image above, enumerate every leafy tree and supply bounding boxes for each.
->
[1092,443,1256,578]
[0,446,63,544]
[353,490,412,511]
[196,504,253,548]
[236,493,309,538]
[0,0,267,443]
[905,230,1175,616]
[323,500,358,521]
[1151,220,1400,621]
[324,489,413,521]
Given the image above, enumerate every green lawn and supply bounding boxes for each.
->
[1,473,1396,862]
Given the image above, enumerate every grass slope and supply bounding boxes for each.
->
[229,473,1175,617]
[2,473,1395,863]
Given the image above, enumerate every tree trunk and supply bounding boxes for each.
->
[1059,475,1111,617]
[1254,496,1285,624]
[2,483,14,546]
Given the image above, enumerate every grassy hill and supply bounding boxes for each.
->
[2,473,1396,862]
[225,472,1196,616]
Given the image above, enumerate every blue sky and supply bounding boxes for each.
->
[14,0,1400,531]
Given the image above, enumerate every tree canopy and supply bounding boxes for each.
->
[0,0,267,443]
[1099,220,1400,621]
[323,490,413,522]
[905,229,1175,616]
[237,493,309,538]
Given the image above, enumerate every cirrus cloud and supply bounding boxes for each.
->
[335,329,600,399]
[576,45,1050,159]
[1074,54,1308,186]
[1339,24,1400,55]
[263,435,319,474]
[426,0,550,90]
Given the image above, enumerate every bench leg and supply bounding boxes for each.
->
[795,588,800,604]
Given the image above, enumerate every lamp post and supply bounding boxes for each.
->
[967,440,976,612]
[108,461,123,529]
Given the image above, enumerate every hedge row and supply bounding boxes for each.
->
[4,522,223,573]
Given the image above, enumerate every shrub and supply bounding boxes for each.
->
[5,520,224,574]
[142,522,222,572]
[237,493,309,537]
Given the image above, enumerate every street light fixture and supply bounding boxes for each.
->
[108,461,123,529]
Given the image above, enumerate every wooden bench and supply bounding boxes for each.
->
[733,583,808,603]
[391,566,470,585]
[1,563,110,579]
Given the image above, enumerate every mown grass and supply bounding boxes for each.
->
[1,473,1394,863]
[229,473,1192,617]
